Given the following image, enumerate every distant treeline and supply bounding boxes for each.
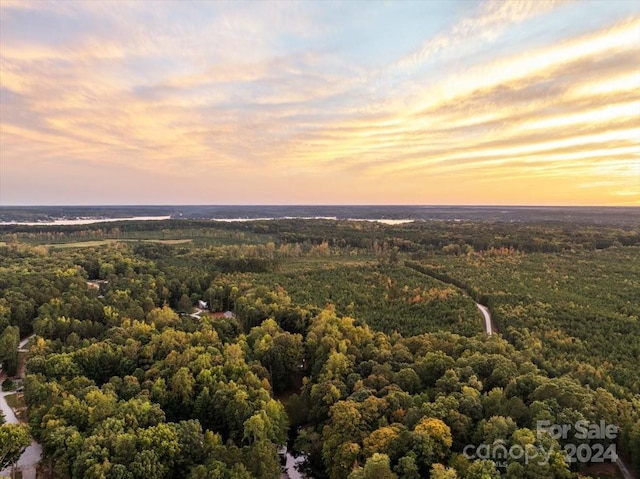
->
[1,205,639,225]
[2,218,639,253]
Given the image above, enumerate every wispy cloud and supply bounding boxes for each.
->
[397,0,564,68]
[1,0,638,205]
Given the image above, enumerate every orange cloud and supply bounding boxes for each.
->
[1,1,638,205]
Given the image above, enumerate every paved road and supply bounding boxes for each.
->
[410,265,637,477]
[0,386,19,424]
[0,335,41,479]
[0,442,42,479]
[0,386,41,479]
[18,335,35,352]
[475,303,492,336]
[472,297,638,478]
[616,453,637,479]
[281,447,305,479]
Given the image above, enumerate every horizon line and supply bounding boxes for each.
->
[1,204,637,209]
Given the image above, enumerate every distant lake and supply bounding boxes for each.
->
[0,216,415,226]
[0,216,172,226]
[209,217,415,225]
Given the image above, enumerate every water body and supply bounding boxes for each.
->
[1,216,414,226]
[210,217,415,225]
[0,216,171,226]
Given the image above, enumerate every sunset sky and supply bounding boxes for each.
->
[1,0,638,206]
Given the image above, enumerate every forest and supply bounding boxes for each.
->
[1,217,639,479]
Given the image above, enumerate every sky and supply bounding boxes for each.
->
[0,0,639,206]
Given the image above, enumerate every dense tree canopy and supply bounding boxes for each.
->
[0,218,638,478]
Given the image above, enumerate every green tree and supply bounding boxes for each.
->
[350,453,397,479]
[322,401,366,478]
[476,416,516,444]
[130,449,167,479]
[394,454,420,479]
[0,423,31,473]
[0,326,20,376]
[330,442,361,479]
[430,463,458,479]
[412,417,452,469]
[244,440,280,479]
[466,459,500,479]
[362,426,401,459]
[41,424,83,478]
[146,306,179,330]
[177,294,192,313]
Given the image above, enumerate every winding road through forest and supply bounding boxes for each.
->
[473,293,635,479]
[471,297,634,479]
[475,302,493,336]
[407,264,635,479]
[471,292,634,479]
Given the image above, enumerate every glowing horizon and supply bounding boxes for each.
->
[1,0,638,206]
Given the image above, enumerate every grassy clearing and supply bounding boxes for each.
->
[45,239,122,248]
[277,255,377,273]
[142,239,193,244]
[44,238,193,248]
[5,393,21,409]
[6,392,28,422]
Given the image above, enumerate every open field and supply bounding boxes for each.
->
[42,238,194,248]
[141,239,193,245]
[44,239,123,248]
[276,254,377,273]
